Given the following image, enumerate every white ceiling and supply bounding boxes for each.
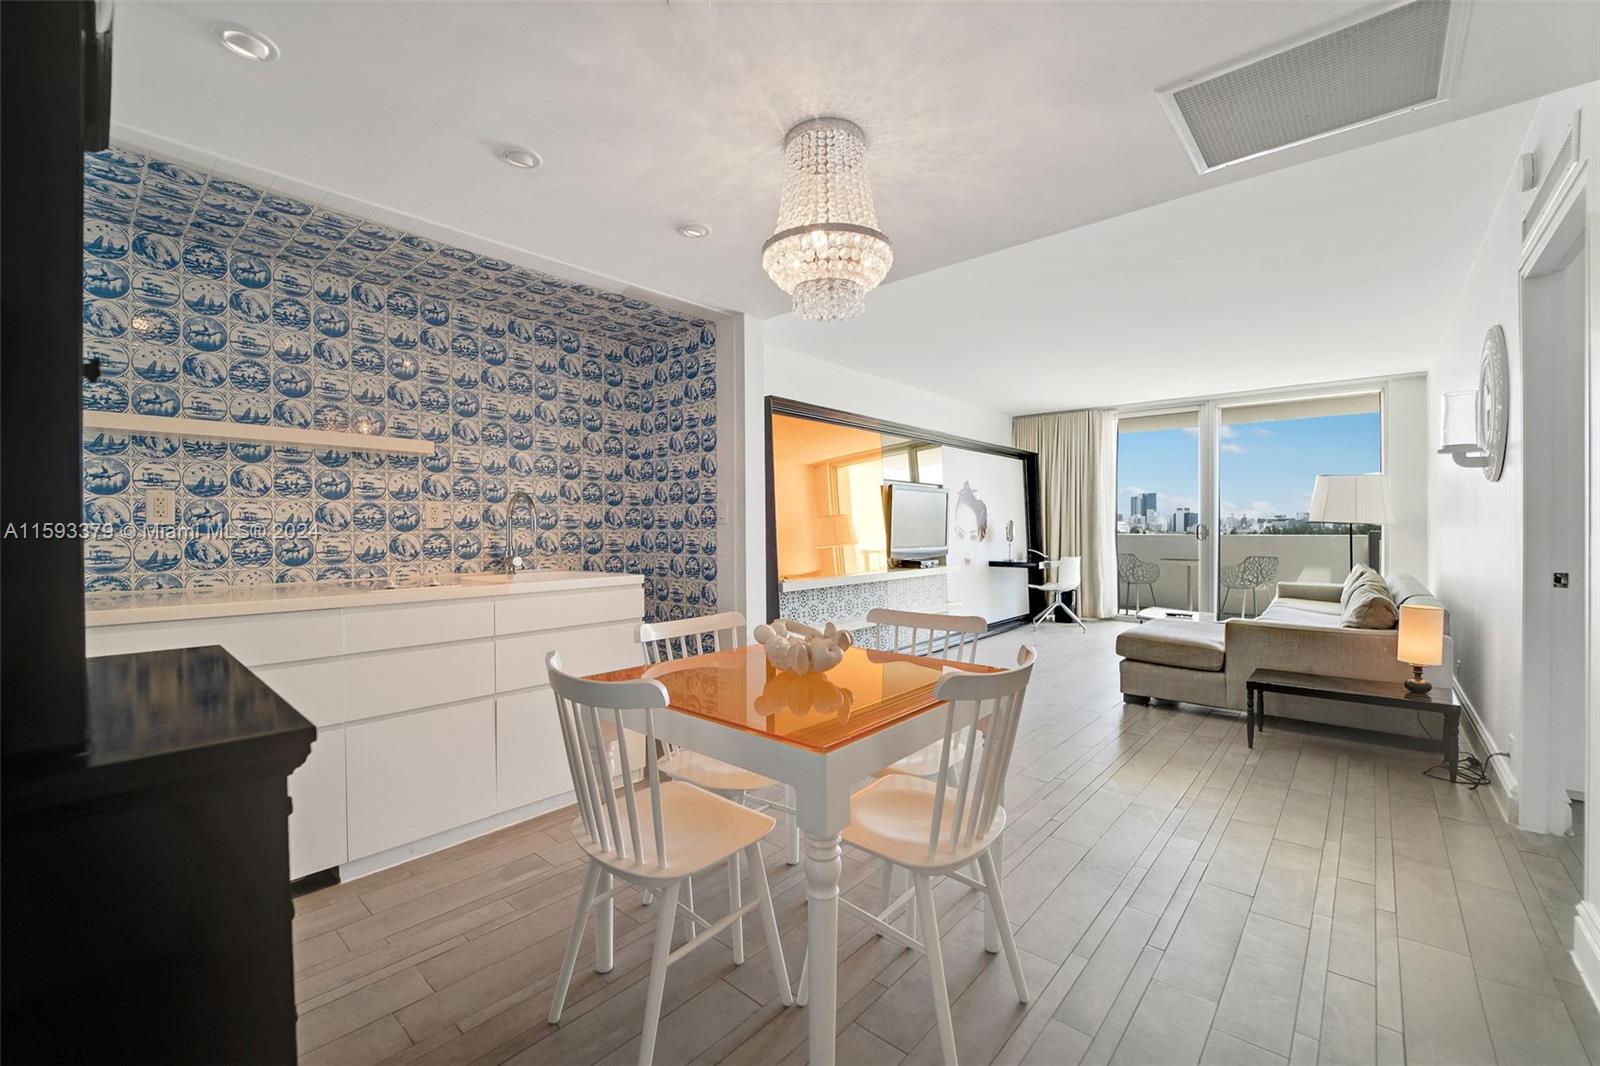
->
[112,1,1598,326]
[766,96,1542,412]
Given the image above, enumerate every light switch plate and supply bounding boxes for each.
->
[424,501,448,529]
[146,488,176,526]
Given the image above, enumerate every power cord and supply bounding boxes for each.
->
[1414,709,1508,790]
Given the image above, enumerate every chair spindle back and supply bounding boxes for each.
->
[637,610,748,665]
[866,608,986,663]
[925,645,1036,861]
[547,651,672,870]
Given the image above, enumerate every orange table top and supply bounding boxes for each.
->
[588,644,996,753]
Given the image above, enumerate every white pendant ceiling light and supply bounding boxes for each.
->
[761,118,893,321]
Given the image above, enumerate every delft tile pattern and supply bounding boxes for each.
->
[777,573,949,649]
[79,146,718,620]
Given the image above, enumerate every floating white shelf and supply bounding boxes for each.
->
[81,412,436,457]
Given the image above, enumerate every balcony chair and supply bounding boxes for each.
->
[1219,555,1280,618]
[545,652,792,1066]
[1117,552,1160,612]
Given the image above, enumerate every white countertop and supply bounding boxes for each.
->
[780,566,948,593]
[84,570,643,626]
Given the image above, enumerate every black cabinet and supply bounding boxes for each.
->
[3,647,315,1063]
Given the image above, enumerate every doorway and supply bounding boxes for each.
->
[1520,183,1588,840]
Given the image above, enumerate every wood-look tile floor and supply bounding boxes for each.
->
[293,622,1598,1066]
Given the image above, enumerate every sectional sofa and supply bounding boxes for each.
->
[1115,572,1453,738]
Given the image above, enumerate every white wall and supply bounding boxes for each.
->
[1427,83,1598,834]
[764,344,1015,446]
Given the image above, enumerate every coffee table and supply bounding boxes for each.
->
[1245,668,1461,779]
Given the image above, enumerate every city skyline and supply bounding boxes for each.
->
[1117,412,1382,527]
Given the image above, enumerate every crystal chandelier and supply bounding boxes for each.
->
[761,118,893,321]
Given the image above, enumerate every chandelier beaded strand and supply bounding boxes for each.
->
[761,117,893,321]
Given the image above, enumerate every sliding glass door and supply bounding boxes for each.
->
[1115,408,1212,616]
[1118,389,1385,620]
[1214,394,1382,617]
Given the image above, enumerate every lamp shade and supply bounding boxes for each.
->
[817,512,858,548]
[1309,473,1391,525]
[1397,602,1445,667]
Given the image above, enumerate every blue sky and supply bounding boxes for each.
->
[1117,412,1381,520]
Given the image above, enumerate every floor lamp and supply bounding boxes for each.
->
[1309,473,1391,573]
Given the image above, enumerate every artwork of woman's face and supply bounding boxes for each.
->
[953,498,985,567]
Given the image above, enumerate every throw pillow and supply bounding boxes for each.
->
[1342,584,1398,629]
[1342,567,1387,609]
[1340,564,1376,605]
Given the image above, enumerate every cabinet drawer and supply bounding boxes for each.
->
[345,640,494,721]
[86,610,342,666]
[495,620,640,692]
[289,728,347,879]
[343,599,494,655]
[253,659,345,728]
[346,701,496,859]
[494,587,642,636]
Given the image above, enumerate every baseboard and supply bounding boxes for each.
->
[338,790,579,882]
[1456,681,1518,824]
[1573,902,1600,1015]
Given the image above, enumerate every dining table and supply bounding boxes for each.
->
[587,642,999,1066]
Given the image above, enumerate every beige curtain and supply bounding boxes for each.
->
[1013,408,1118,618]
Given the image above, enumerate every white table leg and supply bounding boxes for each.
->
[595,871,614,973]
[785,785,802,865]
[805,831,843,1066]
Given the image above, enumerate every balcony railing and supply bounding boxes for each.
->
[1115,532,1375,617]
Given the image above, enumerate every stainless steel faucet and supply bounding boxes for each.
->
[503,491,535,574]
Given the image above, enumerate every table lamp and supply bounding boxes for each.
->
[1397,602,1444,695]
[817,512,858,576]
[1309,473,1390,573]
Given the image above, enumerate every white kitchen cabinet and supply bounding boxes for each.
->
[288,730,347,878]
[85,574,644,880]
[345,699,497,859]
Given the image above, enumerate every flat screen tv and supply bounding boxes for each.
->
[886,482,948,563]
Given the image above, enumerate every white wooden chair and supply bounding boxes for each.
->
[867,608,987,779]
[797,646,1038,1065]
[545,652,792,1065]
[1028,552,1087,631]
[635,611,800,960]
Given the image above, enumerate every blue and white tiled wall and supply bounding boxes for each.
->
[79,146,719,620]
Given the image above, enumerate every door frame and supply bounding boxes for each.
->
[1518,171,1592,837]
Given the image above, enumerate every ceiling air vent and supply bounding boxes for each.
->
[1159,0,1469,173]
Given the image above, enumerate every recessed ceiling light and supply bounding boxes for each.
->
[676,222,711,239]
[216,24,279,62]
[499,147,543,170]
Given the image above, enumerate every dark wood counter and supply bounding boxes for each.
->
[3,645,315,1063]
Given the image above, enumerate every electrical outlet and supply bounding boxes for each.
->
[1554,572,1570,589]
[424,502,448,529]
[146,488,175,527]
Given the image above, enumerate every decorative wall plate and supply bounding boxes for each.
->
[1477,324,1509,482]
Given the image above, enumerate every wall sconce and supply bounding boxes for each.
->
[1438,389,1490,469]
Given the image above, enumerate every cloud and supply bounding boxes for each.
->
[1254,427,1273,437]
[1221,442,1245,454]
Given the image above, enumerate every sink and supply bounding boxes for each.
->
[457,570,591,585]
